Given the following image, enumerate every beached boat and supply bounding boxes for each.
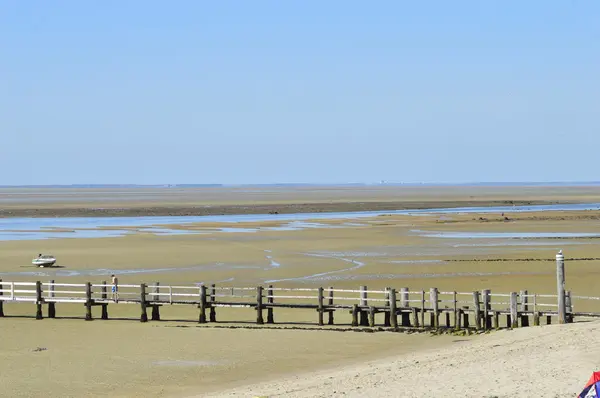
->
[32,254,56,267]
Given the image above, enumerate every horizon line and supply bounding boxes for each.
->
[2,181,600,188]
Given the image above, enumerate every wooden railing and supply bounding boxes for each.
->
[0,279,591,330]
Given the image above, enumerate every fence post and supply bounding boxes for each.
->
[85,282,93,321]
[430,288,439,328]
[210,284,217,322]
[0,279,4,317]
[317,287,324,326]
[520,290,529,327]
[473,291,481,331]
[140,284,148,323]
[566,290,573,323]
[267,285,274,324]
[389,288,398,328]
[256,286,264,325]
[48,280,56,318]
[453,291,458,330]
[510,292,518,328]
[151,282,160,321]
[533,311,540,326]
[199,285,207,323]
[482,289,491,329]
[101,280,108,320]
[351,304,359,327]
[368,306,376,327]
[35,281,43,320]
[493,311,499,330]
[153,282,160,301]
[359,285,368,326]
[400,287,410,327]
[556,250,567,324]
[384,288,391,327]
[533,294,540,326]
[328,287,334,325]
[420,290,425,327]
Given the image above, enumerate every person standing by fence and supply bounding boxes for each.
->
[111,274,119,302]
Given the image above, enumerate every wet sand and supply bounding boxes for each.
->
[1,186,600,396]
[0,319,456,398]
[2,185,600,217]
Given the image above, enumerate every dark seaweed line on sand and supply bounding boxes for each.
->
[445,257,600,262]
[0,199,568,218]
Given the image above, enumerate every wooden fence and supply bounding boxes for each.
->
[1,279,599,330]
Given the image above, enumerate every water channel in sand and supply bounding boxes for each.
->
[1,202,599,241]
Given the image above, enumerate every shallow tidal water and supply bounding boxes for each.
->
[1,202,599,241]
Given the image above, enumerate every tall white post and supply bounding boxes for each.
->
[556,250,566,324]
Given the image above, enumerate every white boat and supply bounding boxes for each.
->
[32,254,56,267]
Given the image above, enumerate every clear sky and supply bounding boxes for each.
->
[1,1,598,185]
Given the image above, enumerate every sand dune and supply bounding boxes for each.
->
[207,321,599,398]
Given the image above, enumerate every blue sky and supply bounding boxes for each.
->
[1,1,598,185]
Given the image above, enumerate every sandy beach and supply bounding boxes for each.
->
[1,186,600,396]
[207,320,598,398]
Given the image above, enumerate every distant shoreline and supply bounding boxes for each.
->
[2,181,600,188]
[0,199,572,218]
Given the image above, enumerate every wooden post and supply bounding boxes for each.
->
[351,304,359,327]
[101,280,108,320]
[473,291,481,331]
[383,288,391,327]
[368,306,376,327]
[510,292,518,328]
[556,250,567,324]
[35,281,43,320]
[256,286,264,325]
[153,282,160,301]
[0,279,4,317]
[151,282,160,321]
[327,287,334,325]
[400,287,410,326]
[389,288,398,328]
[199,285,207,323]
[412,307,419,327]
[456,308,463,329]
[48,280,56,318]
[317,287,324,326]
[151,305,160,321]
[152,282,160,321]
[359,285,368,326]
[209,284,216,322]
[463,308,469,329]
[520,290,529,327]
[453,291,458,330]
[533,311,540,326]
[445,311,450,328]
[140,284,148,323]
[566,290,573,323]
[420,290,425,327]
[85,282,92,321]
[493,311,499,330]
[482,289,491,330]
[430,288,439,328]
[267,285,274,324]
